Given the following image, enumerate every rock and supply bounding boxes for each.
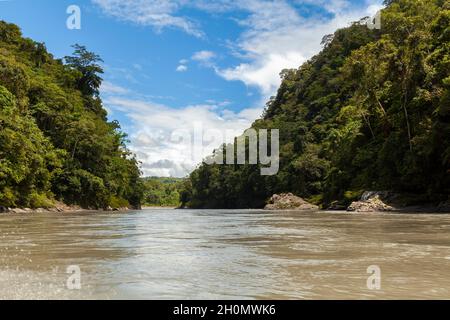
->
[265,193,318,211]
[9,208,27,214]
[4,202,96,214]
[108,207,129,212]
[438,200,450,213]
[0,206,9,213]
[347,192,394,212]
[53,201,82,212]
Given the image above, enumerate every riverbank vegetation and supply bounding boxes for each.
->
[0,22,143,210]
[182,0,450,209]
[142,177,184,207]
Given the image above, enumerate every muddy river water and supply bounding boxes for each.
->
[0,209,449,299]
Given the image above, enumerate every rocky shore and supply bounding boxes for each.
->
[262,191,450,213]
[347,191,450,213]
[0,201,131,214]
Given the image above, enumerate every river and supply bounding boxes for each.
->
[0,209,449,299]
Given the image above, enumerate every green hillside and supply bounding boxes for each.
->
[0,22,143,209]
[142,177,185,207]
[183,0,450,209]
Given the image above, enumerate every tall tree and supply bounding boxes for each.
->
[64,44,104,97]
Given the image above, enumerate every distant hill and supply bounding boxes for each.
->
[142,177,185,184]
[141,177,186,207]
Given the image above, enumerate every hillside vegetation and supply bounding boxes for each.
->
[0,22,143,209]
[183,0,450,209]
[142,177,184,207]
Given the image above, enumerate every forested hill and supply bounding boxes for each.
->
[183,0,450,209]
[0,21,143,209]
[142,177,185,207]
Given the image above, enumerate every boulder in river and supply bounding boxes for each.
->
[265,193,319,210]
[347,191,394,212]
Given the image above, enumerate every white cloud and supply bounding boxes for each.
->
[191,50,217,68]
[367,3,384,16]
[176,65,188,72]
[192,50,216,62]
[104,97,261,177]
[94,0,384,99]
[91,0,204,37]
[219,52,305,96]
[100,81,130,94]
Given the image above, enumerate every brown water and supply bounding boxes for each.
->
[0,209,449,300]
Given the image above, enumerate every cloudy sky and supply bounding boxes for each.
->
[0,0,383,177]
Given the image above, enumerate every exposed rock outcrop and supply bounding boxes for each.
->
[1,204,132,214]
[3,202,90,214]
[347,191,394,212]
[8,208,33,214]
[265,193,318,211]
[438,200,450,213]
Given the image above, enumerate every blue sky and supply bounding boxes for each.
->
[0,0,383,177]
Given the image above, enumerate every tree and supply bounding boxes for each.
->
[0,85,64,208]
[64,44,104,97]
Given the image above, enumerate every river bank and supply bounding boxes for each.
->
[2,192,449,215]
[0,201,131,214]
[345,191,450,213]
[263,192,450,213]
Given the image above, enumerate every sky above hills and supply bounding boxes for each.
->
[0,0,383,177]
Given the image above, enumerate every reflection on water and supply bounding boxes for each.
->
[0,209,449,299]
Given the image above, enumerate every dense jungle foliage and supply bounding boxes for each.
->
[0,22,143,209]
[183,0,450,209]
[142,177,184,207]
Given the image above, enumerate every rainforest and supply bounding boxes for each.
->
[181,0,450,209]
[0,25,143,210]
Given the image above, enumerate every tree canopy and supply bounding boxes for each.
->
[141,177,184,207]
